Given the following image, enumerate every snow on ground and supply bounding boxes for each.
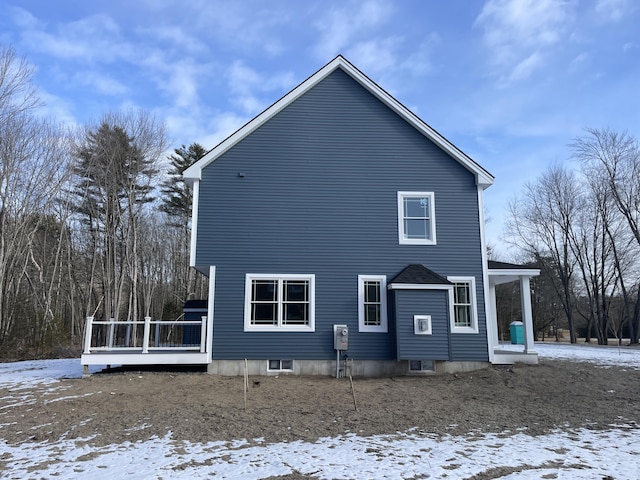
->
[0,344,639,479]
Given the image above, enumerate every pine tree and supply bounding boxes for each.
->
[160,143,207,224]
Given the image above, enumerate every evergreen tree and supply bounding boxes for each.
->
[160,143,207,224]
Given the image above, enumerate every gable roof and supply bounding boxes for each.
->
[389,264,452,285]
[183,55,494,188]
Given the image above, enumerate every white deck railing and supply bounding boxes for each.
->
[83,316,208,355]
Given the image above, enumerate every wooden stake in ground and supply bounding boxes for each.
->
[244,359,248,410]
[349,375,358,412]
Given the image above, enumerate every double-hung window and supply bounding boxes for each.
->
[448,276,478,333]
[397,192,436,245]
[244,274,315,332]
[358,275,388,333]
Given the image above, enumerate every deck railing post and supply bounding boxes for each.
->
[108,317,115,349]
[200,315,207,353]
[83,316,94,354]
[155,321,160,347]
[142,317,151,353]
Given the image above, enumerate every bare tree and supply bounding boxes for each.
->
[505,165,580,342]
[573,128,640,343]
[0,46,71,351]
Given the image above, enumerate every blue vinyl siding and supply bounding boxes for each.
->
[196,68,487,361]
[394,289,450,360]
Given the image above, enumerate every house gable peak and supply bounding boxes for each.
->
[183,56,494,188]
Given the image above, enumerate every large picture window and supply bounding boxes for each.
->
[244,274,315,332]
[448,276,478,333]
[397,192,436,245]
[358,275,388,333]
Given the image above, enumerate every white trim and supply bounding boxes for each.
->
[207,265,216,362]
[189,179,200,267]
[244,274,316,332]
[413,315,432,335]
[448,276,479,334]
[358,275,388,333]
[397,191,437,245]
[478,186,495,361]
[182,56,494,187]
[388,283,452,290]
[267,359,294,372]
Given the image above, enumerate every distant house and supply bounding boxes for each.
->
[81,56,539,375]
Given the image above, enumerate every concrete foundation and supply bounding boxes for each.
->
[207,359,490,377]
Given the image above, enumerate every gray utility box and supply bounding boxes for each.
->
[333,324,349,350]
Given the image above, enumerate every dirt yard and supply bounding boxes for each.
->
[1,359,639,455]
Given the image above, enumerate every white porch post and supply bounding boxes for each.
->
[142,317,151,353]
[206,266,216,363]
[520,276,537,354]
[488,283,500,349]
[83,317,94,354]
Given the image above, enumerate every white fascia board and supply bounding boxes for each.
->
[189,179,199,267]
[183,56,494,188]
[488,268,541,277]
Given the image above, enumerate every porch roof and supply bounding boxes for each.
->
[389,264,452,285]
[488,260,540,286]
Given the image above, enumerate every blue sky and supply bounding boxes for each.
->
[1,0,638,256]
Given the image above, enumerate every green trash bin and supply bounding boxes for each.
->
[510,321,524,344]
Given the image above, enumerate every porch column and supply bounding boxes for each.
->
[520,276,536,354]
[488,283,500,349]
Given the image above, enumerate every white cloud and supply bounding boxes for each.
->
[36,90,78,128]
[20,13,130,63]
[226,60,295,115]
[7,6,42,29]
[201,111,249,148]
[313,0,394,59]
[475,0,576,84]
[568,52,589,72]
[75,71,129,97]
[504,51,543,84]
[346,37,400,75]
[595,0,634,22]
[137,25,208,55]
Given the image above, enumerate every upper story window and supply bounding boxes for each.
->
[358,275,388,333]
[244,274,315,332]
[448,276,478,334]
[397,192,436,245]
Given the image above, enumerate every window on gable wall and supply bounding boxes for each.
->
[358,275,388,332]
[397,191,436,245]
[448,276,478,334]
[245,274,315,332]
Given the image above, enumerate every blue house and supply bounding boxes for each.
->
[81,56,539,374]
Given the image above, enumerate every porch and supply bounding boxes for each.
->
[81,315,211,370]
[487,261,540,365]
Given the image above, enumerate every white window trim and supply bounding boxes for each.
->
[413,315,432,335]
[267,359,294,372]
[244,274,315,332]
[358,275,388,333]
[447,276,479,334]
[397,191,437,245]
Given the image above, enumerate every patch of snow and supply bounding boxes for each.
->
[0,346,638,478]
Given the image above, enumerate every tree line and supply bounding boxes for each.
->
[0,46,206,358]
[503,128,640,345]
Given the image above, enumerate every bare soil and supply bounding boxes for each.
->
[1,359,639,453]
